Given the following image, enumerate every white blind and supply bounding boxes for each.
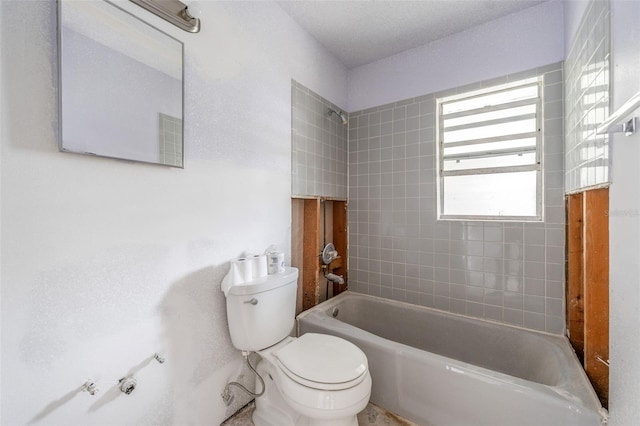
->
[437,78,543,220]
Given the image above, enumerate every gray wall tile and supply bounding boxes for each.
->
[292,81,348,198]
[348,63,566,334]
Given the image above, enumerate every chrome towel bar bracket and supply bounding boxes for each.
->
[597,90,640,136]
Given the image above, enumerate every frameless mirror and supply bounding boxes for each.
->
[58,0,184,167]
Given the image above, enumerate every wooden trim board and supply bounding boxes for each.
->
[291,199,305,315]
[583,188,609,407]
[565,188,609,408]
[566,193,585,362]
[302,198,321,311]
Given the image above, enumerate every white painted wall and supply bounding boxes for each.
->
[0,1,346,424]
[346,0,565,112]
[608,1,640,423]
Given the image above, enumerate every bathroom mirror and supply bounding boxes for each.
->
[58,0,184,167]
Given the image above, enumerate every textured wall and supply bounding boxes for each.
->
[348,64,566,334]
[0,1,346,424]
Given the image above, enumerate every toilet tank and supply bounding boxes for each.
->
[224,267,299,351]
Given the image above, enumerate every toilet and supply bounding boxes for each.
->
[222,267,371,426]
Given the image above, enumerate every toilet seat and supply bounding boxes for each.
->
[255,334,372,422]
[273,333,368,391]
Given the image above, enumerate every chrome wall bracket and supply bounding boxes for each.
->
[621,117,636,136]
[129,0,200,33]
[119,376,137,395]
[82,381,98,396]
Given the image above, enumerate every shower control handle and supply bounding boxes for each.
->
[244,298,258,305]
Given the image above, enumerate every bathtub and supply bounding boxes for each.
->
[297,291,605,426]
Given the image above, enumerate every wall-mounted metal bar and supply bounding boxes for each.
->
[596,90,640,135]
[129,0,200,33]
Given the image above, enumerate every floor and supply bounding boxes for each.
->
[221,401,419,426]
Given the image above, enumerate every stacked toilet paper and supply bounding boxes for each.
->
[220,245,290,296]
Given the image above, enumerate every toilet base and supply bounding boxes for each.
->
[308,417,358,426]
[252,356,362,426]
[252,359,305,426]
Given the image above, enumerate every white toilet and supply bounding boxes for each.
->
[223,267,371,426]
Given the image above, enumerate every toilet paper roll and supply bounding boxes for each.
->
[221,256,256,295]
[267,252,285,274]
[250,254,268,279]
[230,257,252,283]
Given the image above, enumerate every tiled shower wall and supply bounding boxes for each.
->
[564,0,610,192]
[292,80,348,199]
[159,113,183,167]
[347,63,565,334]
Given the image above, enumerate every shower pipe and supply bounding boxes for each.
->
[328,108,348,125]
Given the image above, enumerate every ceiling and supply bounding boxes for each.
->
[277,0,548,69]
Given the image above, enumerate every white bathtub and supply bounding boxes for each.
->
[297,291,605,425]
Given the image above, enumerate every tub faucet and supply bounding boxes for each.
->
[325,273,344,285]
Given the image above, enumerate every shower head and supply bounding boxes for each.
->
[328,108,348,125]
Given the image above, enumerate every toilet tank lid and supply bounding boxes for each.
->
[226,267,298,296]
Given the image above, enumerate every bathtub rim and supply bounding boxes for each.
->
[297,291,607,423]
[299,290,569,339]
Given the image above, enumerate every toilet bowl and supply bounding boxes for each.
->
[253,334,372,426]
[222,267,372,426]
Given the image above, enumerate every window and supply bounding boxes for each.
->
[436,77,543,221]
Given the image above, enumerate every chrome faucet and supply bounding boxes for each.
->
[325,273,344,285]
